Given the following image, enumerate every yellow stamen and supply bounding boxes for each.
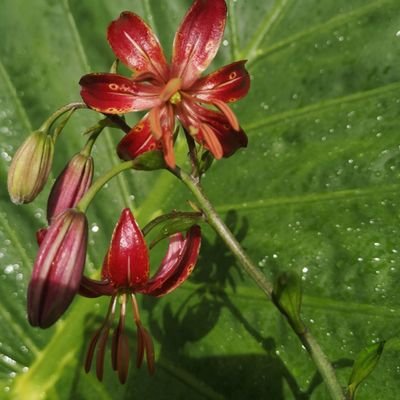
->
[170,91,182,104]
[160,78,182,104]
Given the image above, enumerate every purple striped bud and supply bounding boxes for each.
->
[28,209,88,328]
[7,131,54,204]
[47,152,94,222]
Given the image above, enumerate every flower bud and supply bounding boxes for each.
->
[28,209,88,328]
[47,152,94,222]
[7,131,54,204]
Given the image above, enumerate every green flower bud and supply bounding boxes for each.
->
[7,131,54,204]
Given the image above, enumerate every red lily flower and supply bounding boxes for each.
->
[80,208,201,383]
[80,0,250,168]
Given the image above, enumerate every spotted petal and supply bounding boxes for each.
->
[117,114,161,161]
[80,73,162,114]
[189,61,250,103]
[140,226,201,297]
[108,11,169,81]
[102,208,150,288]
[171,0,227,88]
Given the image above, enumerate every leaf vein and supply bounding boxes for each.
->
[248,0,394,66]
[214,184,400,212]
[242,0,292,61]
[243,81,400,132]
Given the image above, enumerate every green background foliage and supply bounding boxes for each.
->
[0,0,400,398]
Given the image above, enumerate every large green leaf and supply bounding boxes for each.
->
[1,0,399,398]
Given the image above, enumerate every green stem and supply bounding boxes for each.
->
[81,128,103,156]
[171,167,345,400]
[183,130,200,179]
[102,113,131,133]
[39,102,87,133]
[172,167,273,296]
[76,161,135,212]
[142,211,203,236]
[300,331,346,400]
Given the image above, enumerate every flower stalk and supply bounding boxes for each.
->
[39,102,87,135]
[76,161,135,213]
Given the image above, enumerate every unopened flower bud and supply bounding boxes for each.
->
[7,131,54,204]
[28,209,88,328]
[47,152,94,222]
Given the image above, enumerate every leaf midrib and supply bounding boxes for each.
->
[214,183,400,213]
[179,283,400,320]
[246,0,394,67]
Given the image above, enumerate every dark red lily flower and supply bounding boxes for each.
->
[80,208,201,383]
[80,0,250,168]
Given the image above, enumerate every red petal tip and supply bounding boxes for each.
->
[102,208,150,288]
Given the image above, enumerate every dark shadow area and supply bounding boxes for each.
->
[139,210,310,399]
[190,210,247,291]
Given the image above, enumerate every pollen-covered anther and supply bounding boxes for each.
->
[169,91,182,104]
[189,125,199,136]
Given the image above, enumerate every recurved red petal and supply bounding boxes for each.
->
[202,114,247,157]
[108,12,169,81]
[117,114,162,161]
[140,226,201,297]
[171,0,227,88]
[189,61,250,103]
[179,101,247,158]
[80,73,162,114]
[102,208,150,288]
[79,276,115,298]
